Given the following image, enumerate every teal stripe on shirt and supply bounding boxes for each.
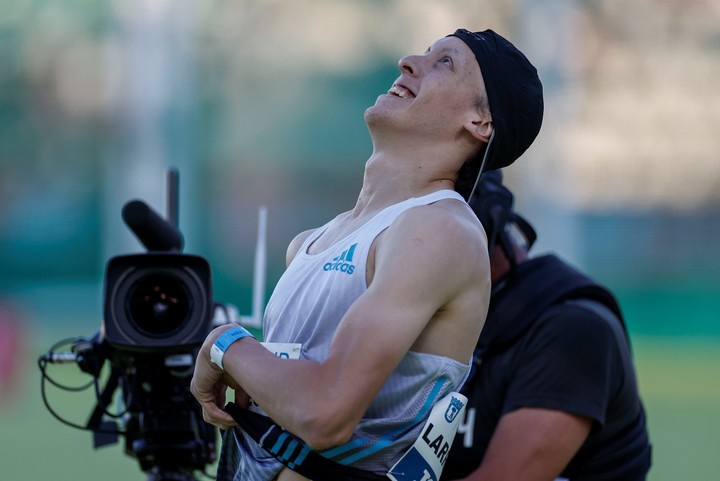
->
[320,377,447,464]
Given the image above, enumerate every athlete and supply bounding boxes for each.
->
[191,29,544,481]
[442,171,652,481]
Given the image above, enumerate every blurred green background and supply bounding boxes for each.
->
[1,0,719,480]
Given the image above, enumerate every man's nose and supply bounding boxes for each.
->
[398,54,421,76]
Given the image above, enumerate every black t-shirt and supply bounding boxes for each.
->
[442,256,651,481]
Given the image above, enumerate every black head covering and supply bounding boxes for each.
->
[450,29,544,198]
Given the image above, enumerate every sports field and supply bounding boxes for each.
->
[1,332,718,480]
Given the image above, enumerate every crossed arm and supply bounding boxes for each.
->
[190,204,488,449]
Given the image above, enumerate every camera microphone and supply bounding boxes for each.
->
[122,200,184,252]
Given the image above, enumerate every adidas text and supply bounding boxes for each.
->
[323,260,355,275]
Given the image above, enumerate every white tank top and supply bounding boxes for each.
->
[228,190,473,479]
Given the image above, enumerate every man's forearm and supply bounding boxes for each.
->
[219,337,359,449]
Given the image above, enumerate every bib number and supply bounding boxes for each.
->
[387,392,467,481]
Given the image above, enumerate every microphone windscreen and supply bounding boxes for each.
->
[122,200,184,251]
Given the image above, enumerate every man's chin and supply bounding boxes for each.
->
[364,102,395,126]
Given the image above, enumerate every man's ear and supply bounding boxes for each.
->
[464,115,493,144]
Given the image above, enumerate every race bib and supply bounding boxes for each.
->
[260,342,302,360]
[387,392,467,481]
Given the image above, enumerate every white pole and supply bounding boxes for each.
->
[240,206,267,328]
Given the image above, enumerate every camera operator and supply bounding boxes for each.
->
[441,171,652,481]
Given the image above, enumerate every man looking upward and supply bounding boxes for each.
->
[191,29,543,481]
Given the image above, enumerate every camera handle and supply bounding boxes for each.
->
[86,364,122,448]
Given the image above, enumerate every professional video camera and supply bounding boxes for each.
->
[38,169,223,481]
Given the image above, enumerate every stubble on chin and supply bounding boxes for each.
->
[364,102,393,129]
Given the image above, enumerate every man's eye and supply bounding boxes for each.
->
[440,56,453,67]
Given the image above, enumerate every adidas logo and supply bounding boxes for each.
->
[323,243,357,275]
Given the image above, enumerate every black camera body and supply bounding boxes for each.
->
[94,194,219,480]
[39,171,220,481]
[104,253,213,352]
[101,251,217,478]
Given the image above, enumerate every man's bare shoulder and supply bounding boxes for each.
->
[386,198,488,259]
[286,228,318,266]
[372,197,490,303]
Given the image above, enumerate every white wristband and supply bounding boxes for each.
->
[210,326,255,370]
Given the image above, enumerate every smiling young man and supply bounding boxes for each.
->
[191,29,543,481]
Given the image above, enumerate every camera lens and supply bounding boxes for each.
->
[127,273,190,336]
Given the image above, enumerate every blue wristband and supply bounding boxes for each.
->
[210,326,255,370]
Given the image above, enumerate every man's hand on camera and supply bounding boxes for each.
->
[190,325,247,430]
